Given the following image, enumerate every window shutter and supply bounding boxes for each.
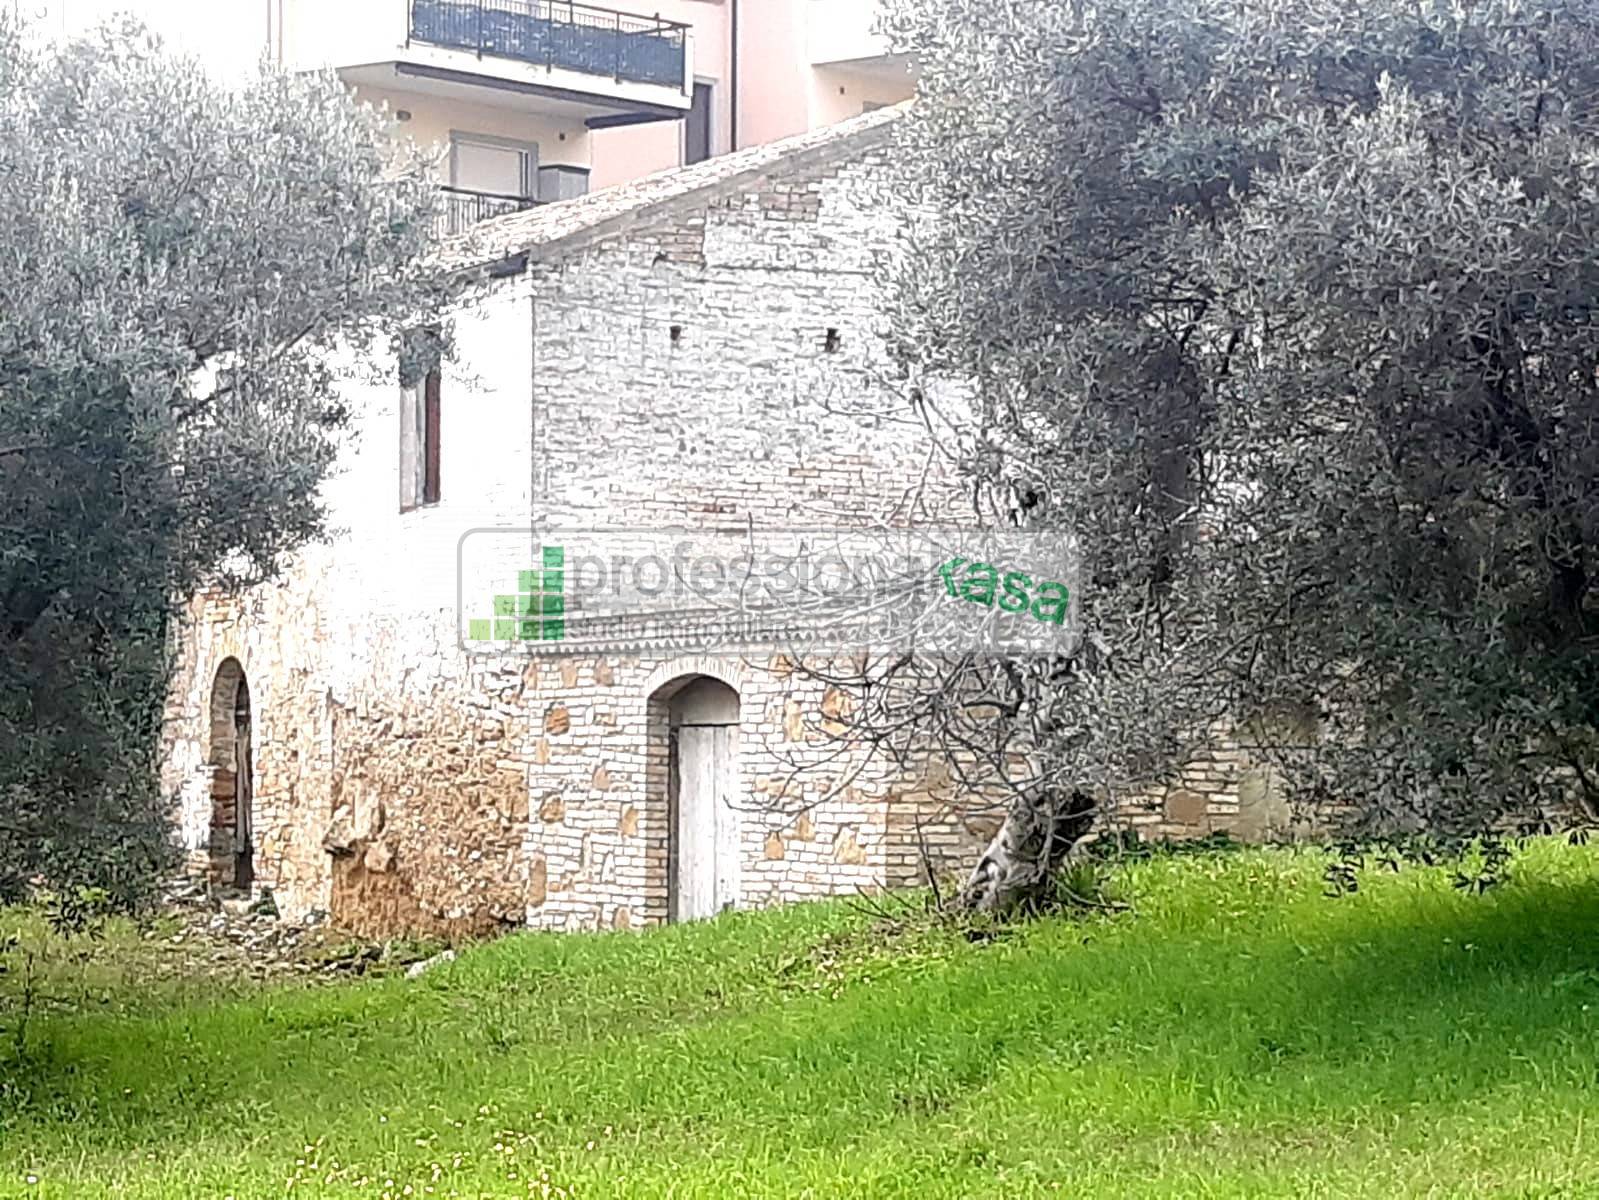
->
[423,368,442,506]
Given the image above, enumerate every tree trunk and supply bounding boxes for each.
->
[955,786,1097,915]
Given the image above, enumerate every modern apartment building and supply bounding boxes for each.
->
[264,0,916,229]
[28,0,913,230]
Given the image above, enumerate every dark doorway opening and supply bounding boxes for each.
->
[207,659,254,891]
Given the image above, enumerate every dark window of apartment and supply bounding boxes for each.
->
[686,82,714,165]
[400,366,442,511]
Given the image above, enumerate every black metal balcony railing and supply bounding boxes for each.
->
[409,0,690,90]
[436,185,540,236]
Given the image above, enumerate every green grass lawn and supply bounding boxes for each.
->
[1,840,1597,1198]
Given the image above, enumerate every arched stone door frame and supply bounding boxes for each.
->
[643,659,747,923]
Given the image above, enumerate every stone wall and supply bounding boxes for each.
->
[162,272,539,928]
[160,117,988,933]
[160,114,1287,938]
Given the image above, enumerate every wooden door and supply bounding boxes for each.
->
[672,723,739,921]
[234,708,254,889]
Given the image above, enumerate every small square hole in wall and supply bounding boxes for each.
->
[670,324,684,344]
[824,328,841,353]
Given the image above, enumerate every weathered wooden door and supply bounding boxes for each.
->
[668,678,741,922]
[673,724,739,920]
[233,690,254,890]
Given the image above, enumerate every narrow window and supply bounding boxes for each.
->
[400,366,442,511]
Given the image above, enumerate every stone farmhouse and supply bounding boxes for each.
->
[159,106,1287,937]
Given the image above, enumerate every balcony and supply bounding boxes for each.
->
[436,185,540,237]
[281,0,694,129]
[409,0,689,89]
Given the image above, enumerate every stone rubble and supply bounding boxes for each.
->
[146,885,444,982]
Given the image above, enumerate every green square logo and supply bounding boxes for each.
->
[475,547,569,649]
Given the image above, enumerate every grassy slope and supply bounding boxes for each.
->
[1,841,1597,1199]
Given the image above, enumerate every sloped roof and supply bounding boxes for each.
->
[437,102,906,273]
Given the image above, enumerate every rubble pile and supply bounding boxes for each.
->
[150,881,445,982]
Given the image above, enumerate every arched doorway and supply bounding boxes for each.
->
[207,659,254,891]
[664,677,741,921]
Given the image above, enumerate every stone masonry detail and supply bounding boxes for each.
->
[161,110,1286,937]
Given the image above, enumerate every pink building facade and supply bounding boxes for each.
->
[261,0,916,218]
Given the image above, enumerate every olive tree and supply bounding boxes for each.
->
[0,17,447,920]
[859,0,1599,911]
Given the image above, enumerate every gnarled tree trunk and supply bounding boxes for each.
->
[956,786,1097,914]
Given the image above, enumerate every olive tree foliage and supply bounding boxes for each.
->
[0,18,448,920]
[856,0,1599,911]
